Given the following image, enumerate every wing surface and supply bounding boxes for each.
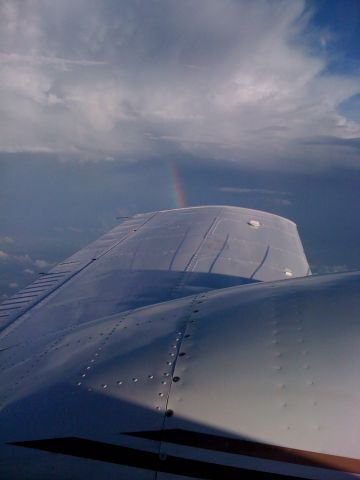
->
[0,205,325,479]
[0,206,309,334]
[1,271,360,479]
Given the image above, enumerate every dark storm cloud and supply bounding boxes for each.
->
[0,0,359,167]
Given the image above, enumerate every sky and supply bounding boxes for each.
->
[0,0,359,299]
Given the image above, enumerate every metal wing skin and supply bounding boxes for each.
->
[1,206,359,479]
[0,206,309,334]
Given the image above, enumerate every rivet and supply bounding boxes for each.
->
[86,366,91,370]
[162,381,167,385]
[165,409,174,417]
[132,378,138,382]
[148,375,154,379]
[76,382,81,386]
[173,376,180,382]
[166,361,172,366]
[82,374,86,378]
[156,406,161,410]
[164,372,170,377]
[116,380,123,385]
[170,353,175,357]
[102,384,107,389]
[172,345,177,349]
[159,393,164,397]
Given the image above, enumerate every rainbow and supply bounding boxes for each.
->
[169,163,186,209]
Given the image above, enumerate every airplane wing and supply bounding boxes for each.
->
[2,206,359,479]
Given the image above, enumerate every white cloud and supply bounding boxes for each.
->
[66,226,82,233]
[24,268,35,274]
[313,264,349,274]
[0,0,358,168]
[271,198,293,206]
[0,236,13,245]
[0,250,52,269]
[0,250,9,261]
[219,187,290,195]
[33,259,51,269]
[13,254,33,264]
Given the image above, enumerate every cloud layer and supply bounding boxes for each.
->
[0,0,359,167]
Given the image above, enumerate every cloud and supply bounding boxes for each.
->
[0,0,359,168]
[271,198,292,206]
[23,268,35,274]
[0,249,52,269]
[219,187,291,195]
[0,236,13,245]
[0,250,9,261]
[33,259,52,269]
[66,226,82,233]
[312,264,349,274]
[303,136,360,150]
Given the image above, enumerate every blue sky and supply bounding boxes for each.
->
[0,0,359,299]
[308,0,360,73]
